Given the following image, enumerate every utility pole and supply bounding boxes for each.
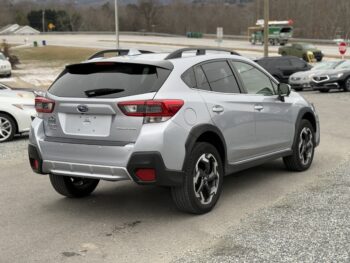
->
[115,0,119,49]
[256,0,260,21]
[42,10,45,33]
[263,0,269,57]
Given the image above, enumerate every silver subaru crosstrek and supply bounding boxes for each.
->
[29,48,320,214]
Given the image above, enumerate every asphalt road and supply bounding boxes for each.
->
[0,90,349,262]
[3,34,347,59]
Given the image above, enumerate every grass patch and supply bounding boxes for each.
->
[12,46,101,64]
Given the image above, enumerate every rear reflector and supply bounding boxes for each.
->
[35,97,55,113]
[118,100,184,117]
[30,158,40,171]
[135,168,156,182]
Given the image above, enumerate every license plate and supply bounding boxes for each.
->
[64,114,111,136]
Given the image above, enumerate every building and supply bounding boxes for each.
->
[0,24,40,35]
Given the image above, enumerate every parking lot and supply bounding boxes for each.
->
[1,89,349,262]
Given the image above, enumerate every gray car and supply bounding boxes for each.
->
[28,48,320,214]
[289,60,345,91]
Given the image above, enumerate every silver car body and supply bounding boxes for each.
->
[29,52,320,183]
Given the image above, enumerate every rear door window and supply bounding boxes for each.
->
[201,61,240,93]
[49,62,171,98]
[194,66,211,91]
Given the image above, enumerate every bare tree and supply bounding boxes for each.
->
[137,0,160,32]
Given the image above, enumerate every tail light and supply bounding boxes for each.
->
[118,99,184,123]
[35,97,55,113]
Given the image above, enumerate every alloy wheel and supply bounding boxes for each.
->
[345,78,350,91]
[0,116,13,142]
[193,153,220,205]
[298,127,314,166]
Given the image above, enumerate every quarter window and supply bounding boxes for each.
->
[182,68,197,88]
[232,61,275,96]
[201,61,240,93]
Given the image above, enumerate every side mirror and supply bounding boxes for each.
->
[6,57,9,61]
[278,83,291,101]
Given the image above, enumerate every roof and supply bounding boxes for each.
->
[14,26,40,35]
[0,24,20,34]
[82,48,245,72]
[83,52,252,75]
[0,24,40,35]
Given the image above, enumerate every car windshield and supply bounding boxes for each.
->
[312,61,342,70]
[0,53,6,60]
[335,60,350,69]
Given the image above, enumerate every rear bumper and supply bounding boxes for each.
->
[28,144,185,186]
[0,70,11,75]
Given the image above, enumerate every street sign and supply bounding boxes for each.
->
[339,42,347,55]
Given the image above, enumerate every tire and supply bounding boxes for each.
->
[319,89,330,93]
[281,51,287,56]
[49,174,99,198]
[0,113,16,142]
[343,77,350,92]
[316,57,323,62]
[171,142,224,214]
[283,119,315,172]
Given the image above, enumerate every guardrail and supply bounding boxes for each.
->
[39,31,344,46]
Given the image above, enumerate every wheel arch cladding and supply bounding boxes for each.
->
[293,107,317,148]
[184,124,227,171]
[301,111,317,133]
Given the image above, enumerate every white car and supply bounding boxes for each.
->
[0,52,12,77]
[0,83,36,142]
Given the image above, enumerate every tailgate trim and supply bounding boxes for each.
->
[44,136,133,146]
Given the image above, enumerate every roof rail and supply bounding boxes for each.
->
[164,48,240,60]
[88,49,154,60]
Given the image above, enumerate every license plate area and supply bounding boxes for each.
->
[64,114,111,136]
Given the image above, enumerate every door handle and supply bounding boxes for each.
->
[212,105,224,113]
[254,105,264,111]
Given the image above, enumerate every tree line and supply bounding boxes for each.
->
[0,0,349,39]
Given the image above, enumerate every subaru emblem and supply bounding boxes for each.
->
[77,105,89,113]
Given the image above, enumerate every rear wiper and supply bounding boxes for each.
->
[85,88,124,97]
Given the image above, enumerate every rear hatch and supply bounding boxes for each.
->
[42,61,172,144]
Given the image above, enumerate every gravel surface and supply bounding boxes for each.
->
[175,158,350,263]
[0,136,28,162]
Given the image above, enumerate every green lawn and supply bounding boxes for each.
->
[12,46,101,65]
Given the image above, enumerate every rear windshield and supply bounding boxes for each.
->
[48,62,171,98]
